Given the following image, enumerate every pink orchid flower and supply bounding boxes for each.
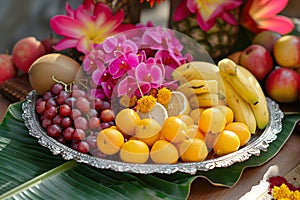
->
[50,0,134,54]
[173,0,243,31]
[240,0,294,34]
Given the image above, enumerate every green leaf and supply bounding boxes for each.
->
[0,102,299,199]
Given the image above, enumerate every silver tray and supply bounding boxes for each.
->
[22,90,284,175]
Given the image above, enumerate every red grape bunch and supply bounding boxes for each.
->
[35,83,115,154]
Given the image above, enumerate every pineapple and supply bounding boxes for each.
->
[171,10,240,61]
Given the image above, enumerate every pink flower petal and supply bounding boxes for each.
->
[173,0,191,22]
[257,16,294,34]
[53,38,78,51]
[77,36,94,54]
[251,0,288,19]
[50,16,85,38]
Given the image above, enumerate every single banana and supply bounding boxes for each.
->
[189,93,219,109]
[176,79,219,98]
[223,79,257,134]
[238,66,269,130]
[218,58,259,105]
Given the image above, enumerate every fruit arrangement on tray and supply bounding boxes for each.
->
[1,0,299,170]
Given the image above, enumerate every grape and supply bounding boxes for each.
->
[71,109,81,119]
[65,97,76,107]
[44,106,57,119]
[59,104,71,117]
[100,122,111,129]
[41,118,52,129]
[102,101,111,110]
[61,117,72,128]
[51,83,64,95]
[71,140,79,150]
[45,99,56,108]
[43,91,53,100]
[100,109,114,122]
[35,100,46,114]
[62,127,75,141]
[72,89,86,98]
[76,97,90,113]
[88,109,98,118]
[89,116,101,130]
[73,128,86,141]
[47,124,61,137]
[57,135,66,144]
[74,117,88,130]
[92,98,103,111]
[77,141,89,154]
[57,90,70,105]
[86,135,97,149]
[52,114,62,125]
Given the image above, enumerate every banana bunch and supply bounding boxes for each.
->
[217,58,269,132]
[172,59,270,134]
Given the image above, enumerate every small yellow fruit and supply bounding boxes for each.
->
[119,140,149,164]
[135,118,161,146]
[213,130,240,156]
[213,105,234,125]
[179,138,208,162]
[160,117,188,143]
[189,108,205,125]
[97,128,124,155]
[150,140,178,164]
[224,122,251,146]
[115,108,140,136]
[176,114,194,127]
[186,125,205,141]
[198,107,226,134]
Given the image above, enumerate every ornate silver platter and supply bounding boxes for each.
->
[22,90,284,175]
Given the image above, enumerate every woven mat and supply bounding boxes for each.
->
[0,74,32,102]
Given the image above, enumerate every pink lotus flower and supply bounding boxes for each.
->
[173,0,243,31]
[240,0,294,34]
[50,0,134,54]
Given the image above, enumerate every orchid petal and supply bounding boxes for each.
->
[50,16,85,38]
[257,16,294,34]
[53,38,78,51]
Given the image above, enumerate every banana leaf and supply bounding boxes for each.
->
[0,102,299,199]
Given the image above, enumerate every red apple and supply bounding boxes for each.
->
[12,36,46,73]
[265,67,300,103]
[273,35,300,68]
[0,54,17,85]
[252,31,281,52]
[239,44,274,81]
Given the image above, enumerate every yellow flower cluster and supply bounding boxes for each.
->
[157,87,171,106]
[272,183,300,200]
[136,95,157,113]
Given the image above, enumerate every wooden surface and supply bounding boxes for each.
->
[0,93,299,199]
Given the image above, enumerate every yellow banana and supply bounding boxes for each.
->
[176,79,219,98]
[218,58,259,105]
[189,93,219,109]
[223,79,257,134]
[238,66,269,130]
[172,62,225,94]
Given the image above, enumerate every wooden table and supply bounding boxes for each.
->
[0,94,299,199]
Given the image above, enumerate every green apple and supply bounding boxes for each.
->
[252,31,281,52]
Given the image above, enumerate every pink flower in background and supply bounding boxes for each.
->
[173,0,243,31]
[240,0,294,34]
[109,53,140,79]
[50,0,134,54]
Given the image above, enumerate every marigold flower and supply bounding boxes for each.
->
[140,0,165,8]
[157,87,171,105]
[136,95,157,112]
